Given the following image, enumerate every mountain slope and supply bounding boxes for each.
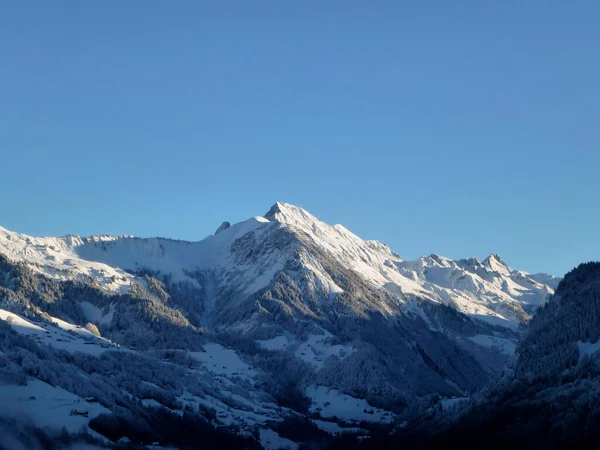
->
[0,202,560,448]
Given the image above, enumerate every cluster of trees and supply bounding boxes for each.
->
[513,262,600,382]
[0,415,105,450]
[89,408,261,449]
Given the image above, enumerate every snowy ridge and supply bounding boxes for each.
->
[0,203,557,332]
[395,253,555,328]
[0,225,137,293]
[0,216,284,300]
[263,203,555,329]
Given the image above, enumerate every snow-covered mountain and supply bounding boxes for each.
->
[0,202,557,329]
[0,202,560,448]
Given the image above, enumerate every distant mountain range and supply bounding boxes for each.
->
[0,202,564,449]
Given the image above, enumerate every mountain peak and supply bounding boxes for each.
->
[459,257,482,266]
[483,253,505,265]
[423,253,455,267]
[215,221,231,235]
[264,201,286,220]
[481,253,513,275]
[264,202,319,227]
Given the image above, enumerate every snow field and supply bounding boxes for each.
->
[0,379,110,433]
[0,308,118,356]
[306,385,394,423]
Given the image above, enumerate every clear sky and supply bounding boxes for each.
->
[0,1,598,276]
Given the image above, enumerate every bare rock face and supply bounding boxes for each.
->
[215,221,231,235]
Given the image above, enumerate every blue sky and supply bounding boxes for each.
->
[0,1,598,276]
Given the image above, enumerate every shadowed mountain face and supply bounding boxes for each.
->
[367,262,600,450]
[0,203,561,448]
[510,262,600,382]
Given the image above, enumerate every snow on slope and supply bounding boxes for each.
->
[177,369,293,430]
[257,330,355,370]
[0,306,292,439]
[178,389,287,430]
[0,308,295,438]
[189,343,257,382]
[311,419,366,436]
[181,344,307,431]
[306,385,394,423]
[257,335,290,351]
[529,272,561,290]
[0,226,136,293]
[294,332,355,371]
[80,302,115,326]
[259,428,298,450]
[0,308,118,356]
[0,379,110,433]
